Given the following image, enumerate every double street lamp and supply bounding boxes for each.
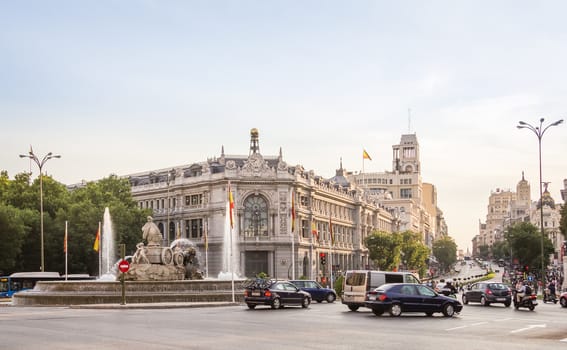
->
[19,148,61,272]
[517,118,563,288]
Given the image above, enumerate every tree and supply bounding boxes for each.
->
[505,221,554,273]
[399,231,430,277]
[432,236,457,273]
[478,245,490,260]
[491,241,509,260]
[365,231,402,270]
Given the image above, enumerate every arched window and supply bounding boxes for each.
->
[243,195,269,237]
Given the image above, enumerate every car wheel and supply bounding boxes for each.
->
[301,297,311,309]
[247,303,256,310]
[389,303,402,317]
[462,295,468,305]
[326,293,336,303]
[271,298,281,309]
[348,305,359,312]
[442,303,455,317]
[480,296,489,306]
[504,301,511,307]
[372,309,384,316]
[561,297,567,308]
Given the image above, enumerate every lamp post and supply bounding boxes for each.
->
[517,117,563,289]
[19,148,61,272]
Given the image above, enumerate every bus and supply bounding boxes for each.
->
[0,272,93,298]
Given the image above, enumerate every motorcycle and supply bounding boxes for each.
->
[512,290,537,311]
[543,288,558,304]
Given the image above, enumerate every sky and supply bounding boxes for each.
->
[2,1,567,252]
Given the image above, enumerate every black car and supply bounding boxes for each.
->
[243,279,311,309]
[462,282,511,307]
[364,283,463,317]
[290,280,336,303]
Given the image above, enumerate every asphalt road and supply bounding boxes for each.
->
[1,297,566,350]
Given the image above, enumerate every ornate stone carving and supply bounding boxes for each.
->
[226,160,237,170]
[241,153,271,177]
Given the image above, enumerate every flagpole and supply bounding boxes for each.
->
[290,190,296,280]
[65,220,68,281]
[205,218,209,279]
[228,181,235,303]
[329,216,333,288]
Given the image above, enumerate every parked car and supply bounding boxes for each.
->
[364,283,463,317]
[243,279,311,310]
[462,282,511,307]
[560,291,567,308]
[290,280,336,303]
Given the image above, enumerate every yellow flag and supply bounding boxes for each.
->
[363,149,372,160]
[93,228,100,252]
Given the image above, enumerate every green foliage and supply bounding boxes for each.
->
[365,230,430,277]
[432,236,457,273]
[491,241,509,260]
[256,272,268,279]
[334,274,344,297]
[505,221,554,271]
[478,245,490,260]
[0,172,149,275]
[365,231,402,270]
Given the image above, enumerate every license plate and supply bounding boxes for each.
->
[496,298,505,301]
[251,291,261,297]
[368,295,376,301]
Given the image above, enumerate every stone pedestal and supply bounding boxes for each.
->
[123,263,185,281]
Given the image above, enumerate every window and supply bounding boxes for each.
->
[243,195,269,237]
[185,194,203,206]
[400,188,412,198]
[185,218,203,239]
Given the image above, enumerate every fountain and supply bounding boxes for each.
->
[98,207,116,280]
[218,200,241,280]
[12,213,244,306]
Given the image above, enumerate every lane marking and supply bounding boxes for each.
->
[510,324,546,334]
[445,326,468,331]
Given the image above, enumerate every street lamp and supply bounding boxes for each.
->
[20,148,61,272]
[517,117,563,289]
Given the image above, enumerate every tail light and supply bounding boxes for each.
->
[378,294,388,301]
[485,289,493,295]
[264,290,272,297]
[244,290,249,297]
[530,294,537,300]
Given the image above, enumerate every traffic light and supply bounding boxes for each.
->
[524,265,529,272]
[319,252,326,265]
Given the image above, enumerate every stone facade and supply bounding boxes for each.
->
[126,129,398,280]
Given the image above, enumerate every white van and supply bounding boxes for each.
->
[341,270,421,311]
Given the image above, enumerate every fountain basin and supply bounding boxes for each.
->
[12,279,245,306]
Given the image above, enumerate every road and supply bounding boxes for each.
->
[1,298,566,350]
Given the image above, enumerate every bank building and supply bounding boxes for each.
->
[127,129,444,280]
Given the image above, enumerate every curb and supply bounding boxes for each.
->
[69,301,240,310]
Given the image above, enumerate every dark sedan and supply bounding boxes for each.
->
[290,280,336,303]
[243,279,311,310]
[364,283,462,317]
[462,282,511,307]
[560,291,567,308]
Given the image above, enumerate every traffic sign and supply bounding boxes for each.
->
[118,260,130,273]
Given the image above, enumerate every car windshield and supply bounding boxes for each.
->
[488,283,507,290]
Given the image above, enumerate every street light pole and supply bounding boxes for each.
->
[19,148,61,272]
[517,117,563,290]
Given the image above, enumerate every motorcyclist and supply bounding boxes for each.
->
[515,280,526,303]
[547,280,556,301]
[443,281,457,295]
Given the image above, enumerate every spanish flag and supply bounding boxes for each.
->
[93,227,100,252]
[311,222,318,241]
[330,216,334,246]
[363,149,372,160]
[228,182,235,229]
